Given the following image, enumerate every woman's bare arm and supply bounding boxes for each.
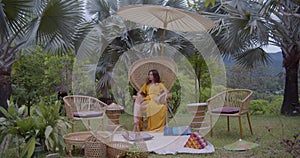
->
[154,87,169,103]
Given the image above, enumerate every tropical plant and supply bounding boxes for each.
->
[0,0,85,116]
[0,97,69,157]
[190,0,300,115]
[0,99,38,158]
[84,0,213,110]
[12,47,73,115]
[32,97,69,153]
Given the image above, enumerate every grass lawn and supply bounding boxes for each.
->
[68,113,299,158]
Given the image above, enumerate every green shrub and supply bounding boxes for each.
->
[0,97,69,157]
[267,95,283,115]
[249,100,268,115]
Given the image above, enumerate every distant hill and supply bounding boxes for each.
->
[223,52,284,75]
[268,52,284,74]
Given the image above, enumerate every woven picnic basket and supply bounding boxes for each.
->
[107,126,151,158]
[84,135,107,158]
[107,140,132,158]
[84,126,121,158]
[106,126,131,158]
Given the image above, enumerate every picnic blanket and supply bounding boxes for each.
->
[112,132,215,154]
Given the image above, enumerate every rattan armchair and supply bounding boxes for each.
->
[63,95,108,132]
[207,89,254,138]
[129,57,178,130]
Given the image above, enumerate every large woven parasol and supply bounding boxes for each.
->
[117,4,215,53]
[129,57,177,91]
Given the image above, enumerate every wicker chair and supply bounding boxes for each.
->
[129,57,178,129]
[129,57,177,92]
[207,89,254,138]
[63,95,108,132]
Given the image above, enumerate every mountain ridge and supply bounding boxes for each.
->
[223,52,283,74]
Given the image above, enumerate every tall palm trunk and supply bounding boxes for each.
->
[0,67,12,117]
[281,47,300,115]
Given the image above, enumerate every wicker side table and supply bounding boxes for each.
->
[63,132,93,157]
[187,103,209,130]
[106,107,124,125]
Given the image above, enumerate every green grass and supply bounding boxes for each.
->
[148,115,299,158]
[4,114,298,157]
[68,114,299,158]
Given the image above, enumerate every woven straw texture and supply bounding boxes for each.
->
[84,126,122,158]
[84,135,107,158]
[129,57,177,91]
[63,95,107,120]
[206,89,254,138]
[107,141,131,158]
[106,126,131,158]
[207,89,253,116]
[63,95,108,132]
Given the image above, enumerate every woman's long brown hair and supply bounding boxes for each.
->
[146,69,161,85]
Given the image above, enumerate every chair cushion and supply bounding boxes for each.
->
[73,111,103,118]
[211,107,240,114]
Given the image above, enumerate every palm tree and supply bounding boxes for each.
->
[0,0,85,116]
[85,0,195,99]
[192,0,299,115]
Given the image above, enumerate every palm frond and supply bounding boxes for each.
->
[142,0,164,5]
[118,0,143,8]
[107,0,118,12]
[0,3,9,38]
[86,0,110,21]
[75,25,107,62]
[36,0,84,54]
[209,1,270,58]
[73,21,95,53]
[118,0,165,8]
[96,71,112,92]
[234,47,272,69]
[165,0,188,9]
[0,0,34,38]
[21,16,40,48]
[31,0,48,15]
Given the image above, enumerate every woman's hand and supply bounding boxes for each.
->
[154,97,160,103]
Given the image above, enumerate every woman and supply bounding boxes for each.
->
[133,69,169,132]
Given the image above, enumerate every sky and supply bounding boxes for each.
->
[262,45,281,53]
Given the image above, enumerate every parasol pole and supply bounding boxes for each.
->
[161,11,168,55]
[161,24,167,55]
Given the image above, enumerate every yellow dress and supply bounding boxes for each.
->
[140,83,167,131]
